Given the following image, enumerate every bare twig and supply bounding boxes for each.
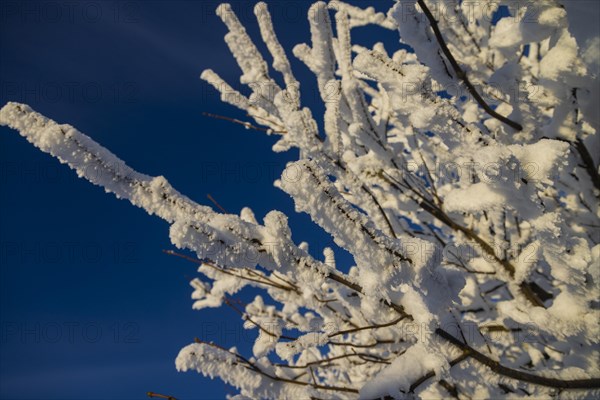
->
[328,316,405,338]
[274,353,391,369]
[163,250,294,291]
[202,112,286,133]
[206,193,228,213]
[147,392,177,400]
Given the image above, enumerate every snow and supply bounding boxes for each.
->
[359,343,446,399]
[444,182,506,213]
[2,0,599,398]
[539,30,585,83]
[490,4,567,49]
[275,332,328,362]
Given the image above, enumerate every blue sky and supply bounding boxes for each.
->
[0,1,395,399]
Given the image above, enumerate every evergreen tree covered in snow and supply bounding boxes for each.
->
[1,1,599,398]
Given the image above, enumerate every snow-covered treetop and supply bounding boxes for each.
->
[1,1,599,398]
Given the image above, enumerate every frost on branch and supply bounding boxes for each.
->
[1,0,600,398]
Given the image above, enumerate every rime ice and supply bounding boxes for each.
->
[1,0,599,398]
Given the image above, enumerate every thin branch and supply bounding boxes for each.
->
[309,367,318,387]
[202,112,286,133]
[329,339,396,348]
[417,0,523,131]
[223,297,297,341]
[147,392,177,400]
[164,250,294,291]
[408,353,469,394]
[206,193,228,213]
[574,139,600,192]
[274,353,391,369]
[328,316,405,338]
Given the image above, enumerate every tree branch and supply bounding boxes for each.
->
[147,392,177,400]
[435,328,600,389]
[574,138,600,192]
[417,0,523,131]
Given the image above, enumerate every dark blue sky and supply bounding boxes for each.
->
[0,1,393,399]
